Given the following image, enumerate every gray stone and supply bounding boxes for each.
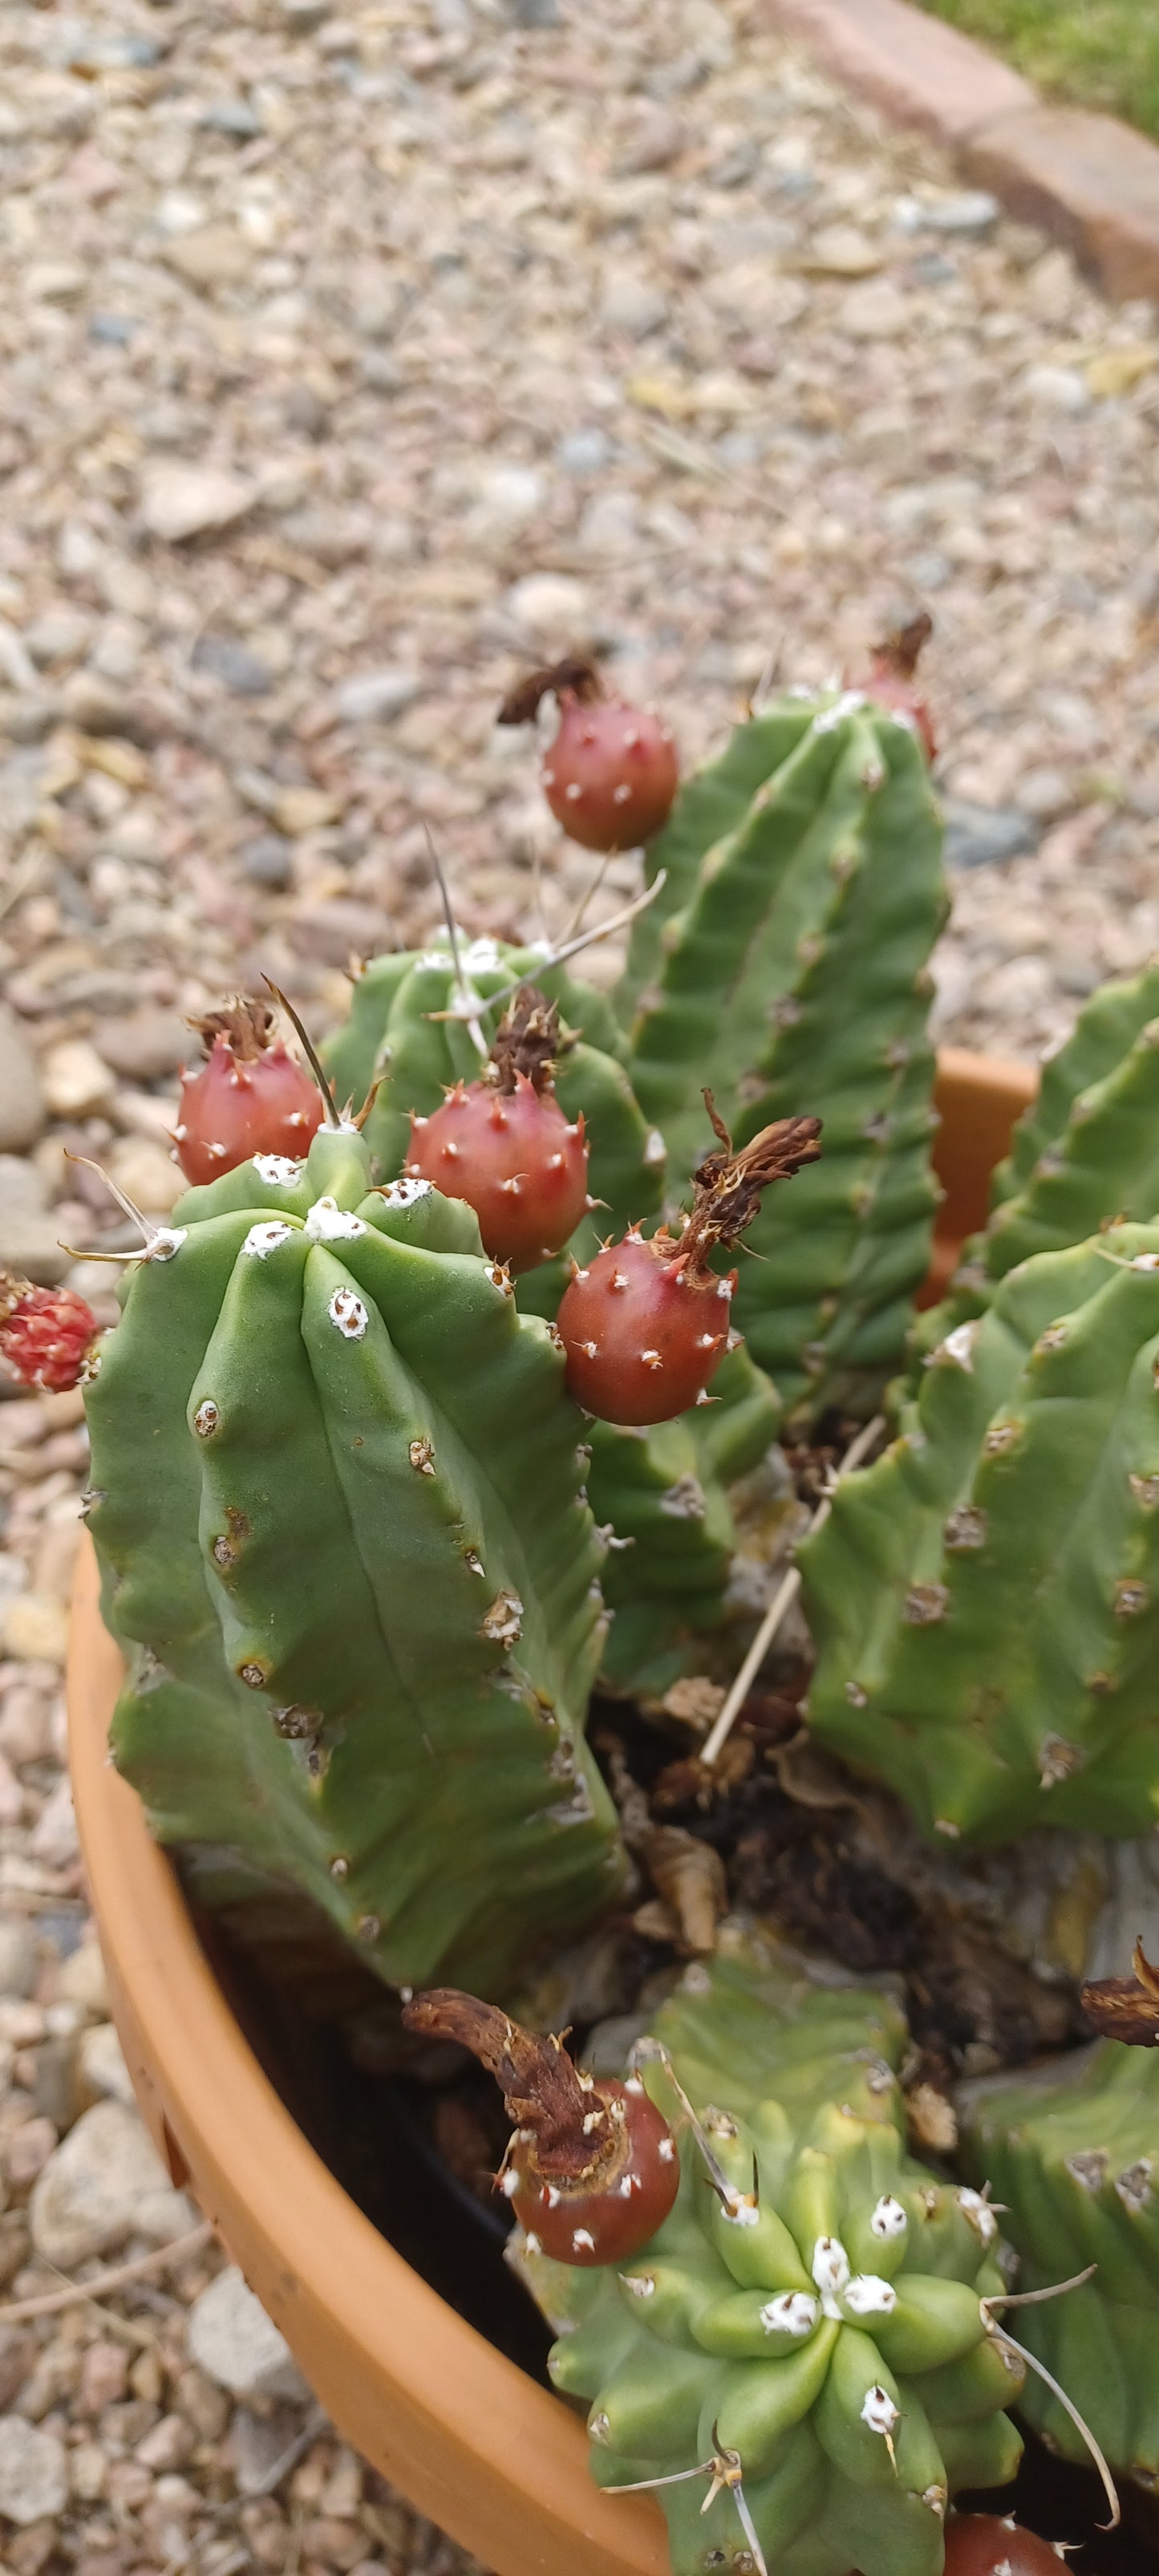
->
[191,634,274,696]
[1015,766,1074,822]
[331,667,422,725]
[0,1008,46,1154]
[96,1011,190,1084]
[239,835,294,890]
[79,2022,135,2110]
[228,2401,311,2496]
[0,1925,37,2001]
[598,278,669,339]
[29,2099,196,2269]
[187,2267,310,2404]
[556,428,612,475]
[0,1158,66,1287]
[942,799,1041,871]
[0,2416,67,2524]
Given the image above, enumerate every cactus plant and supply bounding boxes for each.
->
[618,692,948,1424]
[911,959,1159,1371]
[83,1121,627,2000]
[322,935,666,1318]
[800,1222,1159,1844]
[962,2039,1159,2489]
[498,658,679,853]
[513,1941,1024,2576]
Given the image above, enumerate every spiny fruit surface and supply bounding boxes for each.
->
[802,1221,1159,1844]
[558,1230,734,1426]
[406,1072,588,1272]
[962,2038,1159,2487]
[558,1111,821,1427]
[910,959,1159,1376]
[85,1122,626,2000]
[0,1277,99,1391]
[943,2517,1065,2573]
[499,657,678,853]
[175,998,322,1183]
[402,1988,679,2265]
[516,1938,1023,2576]
[618,689,946,1426]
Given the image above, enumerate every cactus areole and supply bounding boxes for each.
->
[499,659,679,853]
[557,1100,821,1425]
[0,1274,99,1391]
[174,997,324,1184]
[403,1988,679,2264]
[404,988,591,1272]
[943,2518,1066,2573]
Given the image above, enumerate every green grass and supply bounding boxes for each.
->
[921,0,1159,142]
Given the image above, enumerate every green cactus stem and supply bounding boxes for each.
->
[516,1937,1023,2576]
[962,2039,1159,2490]
[911,960,1159,1372]
[619,693,947,1426]
[589,1344,782,1697]
[84,1124,627,1999]
[801,1222,1159,1844]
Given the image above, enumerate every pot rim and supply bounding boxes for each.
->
[67,1045,1037,2576]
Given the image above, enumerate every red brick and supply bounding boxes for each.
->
[766,0,1035,144]
[963,107,1159,302]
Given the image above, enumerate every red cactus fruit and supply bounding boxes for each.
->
[557,1098,822,1426]
[861,611,937,763]
[943,2515,1068,2572]
[173,998,323,1186]
[402,1988,680,2266]
[403,988,590,1273]
[0,1275,99,1391]
[499,657,678,853]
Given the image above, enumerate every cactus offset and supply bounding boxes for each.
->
[801,1223,1159,1843]
[962,2041,1159,2490]
[620,694,947,1425]
[911,960,1159,1371]
[84,1125,626,1998]
[517,1941,1023,2576]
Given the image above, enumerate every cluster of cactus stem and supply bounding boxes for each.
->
[430,1941,1032,2576]
[30,636,1159,2574]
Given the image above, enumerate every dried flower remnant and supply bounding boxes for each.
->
[1081,1936,1159,2045]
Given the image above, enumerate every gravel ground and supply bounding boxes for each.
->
[0,0,1157,2569]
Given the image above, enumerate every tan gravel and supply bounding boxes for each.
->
[0,0,1157,2568]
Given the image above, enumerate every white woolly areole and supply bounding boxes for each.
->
[842,2274,898,2319]
[306,1195,367,1243]
[861,2385,900,2437]
[760,2292,817,2339]
[1129,1251,1159,1272]
[958,2188,999,2245]
[253,1155,302,1186]
[870,2194,908,2241]
[642,1128,667,1167]
[328,1285,368,1340]
[464,937,505,973]
[144,1227,187,1264]
[380,1175,432,1207]
[938,1320,978,1372]
[812,2237,851,2316]
[812,688,866,735]
[242,1221,295,1260]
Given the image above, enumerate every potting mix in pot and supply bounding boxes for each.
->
[15,644,1159,2574]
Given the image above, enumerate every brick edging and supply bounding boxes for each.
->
[766,0,1159,302]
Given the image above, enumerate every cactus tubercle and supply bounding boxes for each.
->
[557,1100,821,1425]
[174,997,323,1183]
[0,1274,99,1391]
[402,1987,679,2264]
[403,988,590,1272]
[500,658,679,853]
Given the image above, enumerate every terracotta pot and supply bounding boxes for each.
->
[67,1048,1036,2576]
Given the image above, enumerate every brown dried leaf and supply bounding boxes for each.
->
[1081,1941,1159,2046]
[642,1826,727,1956]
